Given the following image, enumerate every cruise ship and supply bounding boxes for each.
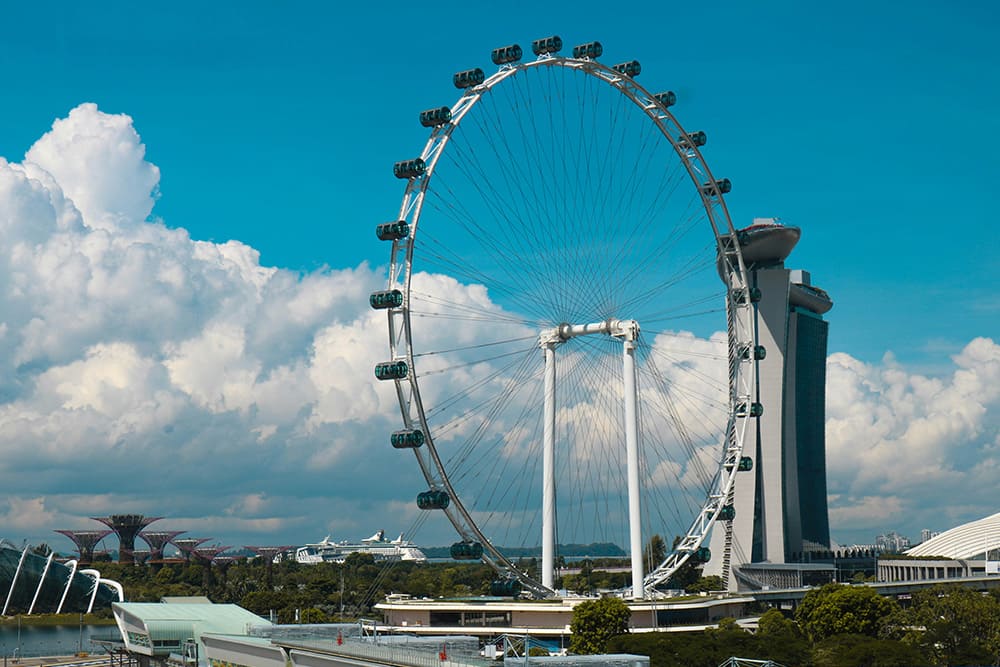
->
[294,530,427,564]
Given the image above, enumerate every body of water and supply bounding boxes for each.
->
[0,624,114,658]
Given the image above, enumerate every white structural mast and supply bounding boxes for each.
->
[539,319,644,599]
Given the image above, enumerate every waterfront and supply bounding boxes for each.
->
[0,625,113,659]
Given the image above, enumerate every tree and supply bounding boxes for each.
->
[686,575,723,594]
[811,634,930,667]
[897,584,1000,666]
[644,534,667,573]
[570,596,631,654]
[795,583,898,641]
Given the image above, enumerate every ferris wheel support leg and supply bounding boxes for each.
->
[541,341,557,590]
[623,334,644,599]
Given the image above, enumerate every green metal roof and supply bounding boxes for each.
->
[114,601,271,652]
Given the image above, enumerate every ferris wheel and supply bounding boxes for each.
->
[372,36,759,599]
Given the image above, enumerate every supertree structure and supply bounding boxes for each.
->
[54,530,111,565]
[92,515,161,563]
[139,530,185,561]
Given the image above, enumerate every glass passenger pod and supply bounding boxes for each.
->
[369,289,403,310]
[393,158,426,179]
[733,286,762,304]
[531,35,562,56]
[736,401,764,418]
[416,489,450,510]
[391,429,425,449]
[700,178,732,197]
[718,505,736,521]
[419,106,452,128]
[374,360,408,381]
[612,60,641,77]
[450,541,484,560]
[693,547,711,563]
[738,456,753,472]
[677,131,707,149]
[572,41,602,59]
[453,68,486,89]
[739,343,767,360]
[490,579,523,597]
[376,220,409,241]
[654,91,677,108]
[491,44,523,65]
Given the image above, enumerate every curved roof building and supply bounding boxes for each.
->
[0,540,123,614]
[906,512,1000,559]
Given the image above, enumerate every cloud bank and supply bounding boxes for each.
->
[0,104,995,554]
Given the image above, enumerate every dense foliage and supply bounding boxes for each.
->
[569,597,631,654]
[610,584,1000,667]
[95,553,497,622]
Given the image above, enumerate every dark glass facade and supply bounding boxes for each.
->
[791,309,831,550]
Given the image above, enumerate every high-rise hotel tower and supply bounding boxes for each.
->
[706,219,833,588]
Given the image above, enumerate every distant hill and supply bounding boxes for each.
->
[423,542,626,559]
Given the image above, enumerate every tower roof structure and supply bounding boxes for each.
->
[174,537,211,560]
[192,545,230,564]
[245,546,290,561]
[139,531,185,560]
[92,515,161,563]
[55,529,111,564]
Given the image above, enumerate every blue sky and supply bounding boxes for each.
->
[0,1,997,558]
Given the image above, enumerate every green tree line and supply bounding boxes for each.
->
[602,583,1000,667]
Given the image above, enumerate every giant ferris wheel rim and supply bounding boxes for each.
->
[381,40,758,599]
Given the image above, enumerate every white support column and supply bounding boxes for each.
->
[541,340,558,589]
[621,325,644,599]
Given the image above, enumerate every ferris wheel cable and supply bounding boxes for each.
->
[637,288,726,319]
[611,215,711,311]
[441,352,539,476]
[566,336,642,549]
[408,286,536,324]
[423,345,537,424]
[414,345,535,379]
[637,344,720,492]
[432,130,555,290]
[419,180,567,322]
[409,334,538,358]
[639,350,730,411]
[426,160,546,302]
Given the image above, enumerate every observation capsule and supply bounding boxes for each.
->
[376,220,409,241]
[370,289,403,310]
[491,44,523,65]
[738,456,754,472]
[393,158,426,179]
[677,131,707,149]
[693,546,711,563]
[572,41,602,59]
[700,178,732,196]
[490,579,523,597]
[419,106,452,128]
[450,541,484,560]
[733,286,762,304]
[531,35,562,56]
[718,505,736,521]
[612,60,641,77]
[390,429,425,449]
[654,91,677,108]
[453,68,486,89]
[737,401,764,418]
[416,489,451,510]
[374,360,408,381]
[740,343,767,360]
